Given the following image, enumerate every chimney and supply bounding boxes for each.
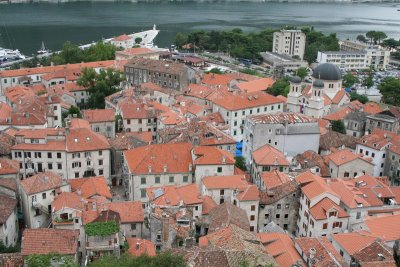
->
[148,165,152,173]
[135,242,140,250]
[188,164,192,172]
[222,155,226,164]
[163,164,168,173]
[377,253,385,261]
[309,247,316,259]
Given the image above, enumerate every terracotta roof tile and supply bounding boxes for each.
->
[0,195,17,224]
[0,158,19,175]
[21,228,78,256]
[52,192,85,213]
[147,183,202,207]
[309,197,348,220]
[83,109,115,123]
[69,176,112,199]
[124,143,193,174]
[363,213,400,242]
[20,172,64,195]
[106,201,144,223]
[209,203,250,232]
[193,146,235,165]
[236,78,275,93]
[260,170,291,189]
[203,175,249,190]
[202,195,217,215]
[252,144,289,166]
[211,91,283,111]
[325,149,372,166]
[127,238,156,257]
[332,232,376,255]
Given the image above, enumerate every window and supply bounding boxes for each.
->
[42,193,46,199]
[323,223,328,229]
[58,163,62,169]
[183,176,188,183]
[99,150,103,156]
[75,172,79,178]
[250,226,254,232]
[127,119,131,125]
[356,212,361,219]
[99,159,103,166]
[277,204,281,209]
[169,176,174,183]
[57,153,61,159]
[265,214,269,219]
[140,189,146,198]
[87,161,91,166]
[48,163,53,170]
[344,172,349,177]
[276,214,280,219]
[250,215,255,221]
[217,167,222,173]
[131,223,136,230]
[251,205,256,211]
[329,211,337,217]
[141,177,146,185]
[47,152,52,158]
[155,176,160,183]
[284,214,288,218]
[220,189,225,196]
[372,152,375,158]
[99,169,103,175]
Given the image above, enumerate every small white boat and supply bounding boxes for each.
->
[0,47,25,63]
[37,42,49,55]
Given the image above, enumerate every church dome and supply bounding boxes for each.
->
[313,79,325,88]
[312,63,342,81]
[290,76,302,84]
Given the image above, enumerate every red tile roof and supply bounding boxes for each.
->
[113,34,131,42]
[106,201,144,223]
[0,158,19,175]
[202,195,217,215]
[127,238,156,257]
[83,109,115,123]
[260,170,291,190]
[363,213,400,242]
[309,197,348,220]
[0,195,17,224]
[252,144,289,166]
[69,176,112,200]
[325,149,372,166]
[20,172,64,195]
[258,232,305,267]
[193,146,235,165]
[147,183,202,207]
[21,228,78,256]
[211,91,283,111]
[52,192,85,213]
[124,143,193,174]
[202,175,249,190]
[332,232,376,255]
[236,78,275,93]
[66,128,110,152]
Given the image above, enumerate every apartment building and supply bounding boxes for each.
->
[249,144,290,187]
[11,127,111,181]
[211,91,284,141]
[243,112,320,163]
[124,58,194,91]
[356,129,400,177]
[339,40,390,70]
[257,170,299,235]
[201,175,260,232]
[82,109,116,138]
[120,103,158,134]
[325,149,374,178]
[273,30,306,60]
[296,172,349,237]
[20,172,70,228]
[365,113,399,135]
[124,143,194,202]
[317,51,367,71]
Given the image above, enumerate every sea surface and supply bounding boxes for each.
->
[0,2,400,55]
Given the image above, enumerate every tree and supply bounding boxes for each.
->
[356,35,367,43]
[331,120,346,134]
[207,68,223,74]
[268,78,290,97]
[135,37,143,44]
[234,156,247,172]
[379,77,400,106]
[0,241,19,253]
[342,72,359,88]
[77,68,124,109]
[88,253,186,267]
[349,92,369,104]
[295,67,308,80]
[174,32,188,48]
[374,31,387,44]
[366,31,377,44]
[58,41,83,64]
[362,74,374,89]
[26,254,78,267]
[366,31,387,44]
[382,38,400,49]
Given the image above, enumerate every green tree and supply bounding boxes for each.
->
[62,106,82,126]
[379,77,400,106]
[295,67,308,80]
[88,252,186,267]
[362,74,374,88]
[83,42,117,62]
[374,31,387,44]
[0,241,19,253]
[349,92,369,104]
[331,120,346,134]
[208,68,224,74]
[235,156,247,171]
[26,254,78,267]
[268,78,290,97]
[77,68,123,109]
[342,72,359,88]
[366,31,377,44]
[58,41,83,64]
[135,37,143,44]
[115,114,122,133]
[356,35,368,43]
[174,32,188,48]
[382,38,400,49]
